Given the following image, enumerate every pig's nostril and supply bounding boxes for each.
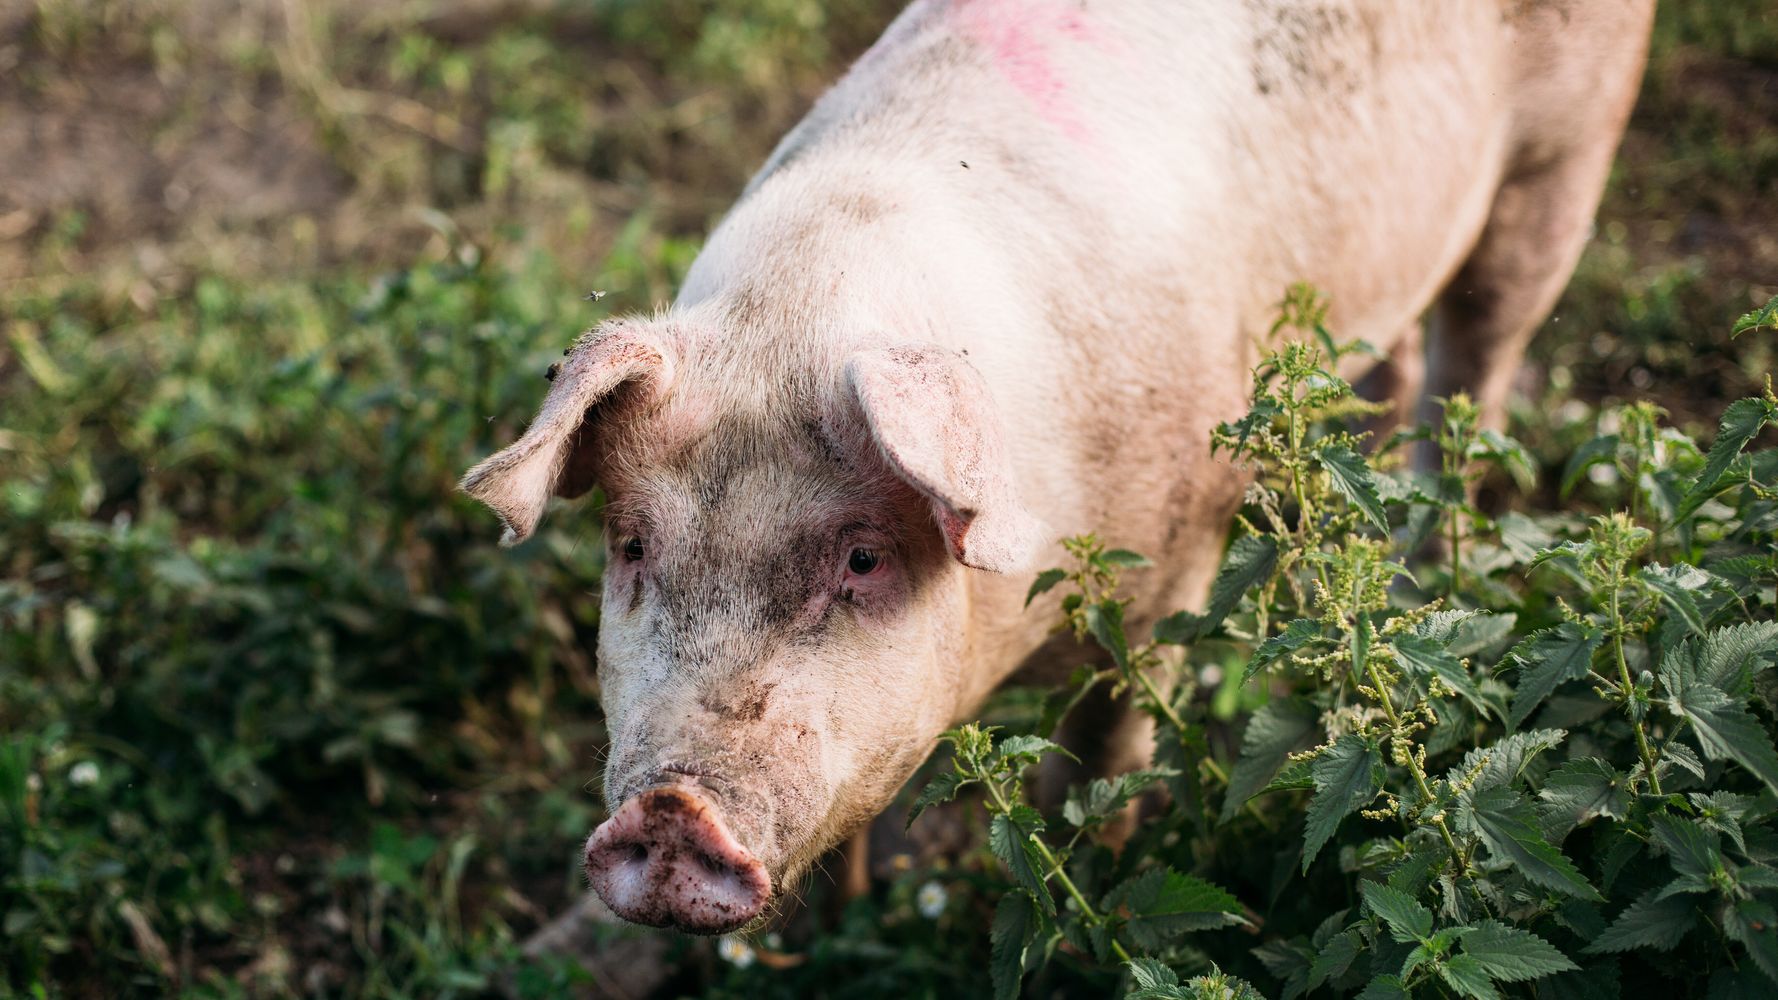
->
[586,786,769,934]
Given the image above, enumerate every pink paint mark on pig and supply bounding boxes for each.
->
[954,0,1096,142]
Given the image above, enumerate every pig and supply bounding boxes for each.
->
[462,0,1654,934]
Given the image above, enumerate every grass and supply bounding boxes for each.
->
[0,1,1773,996]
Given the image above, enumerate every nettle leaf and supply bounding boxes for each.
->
[1732,294,1778,338]
[1302,734,1385,873]
[1529,540,1597,587]
[1100,548,1154,569]
[990,890,1038,1000]
[1438,954,1501,1000]
[1252,938,1313,1000]
[1102,868,1243,950]
[1084,599,1131,670]
[990,809,1054,915]
[1640,563,1714,637]
[1414,609,1483,645]
[1244,618,1323,683]
[1158,535,1279,645]
[1701,622,1778,694]
[1506,625,1602,730]
[1355,975,1411,1000]
[1463,786,1601,900]
[1600,829,1645,894]
[1125,957,1182,998]
[1724,899,1778,987]
[1651,814,1722,883]
[1678,397,1775,520]
[1661,659,1778,794]
[1215,396,1282,458]
[1538,757,1629,834]
[1450,729,1568,793]
[1402,927,1461,981]
[1459,920,1578,981]
[1306,929,1361,991]
[1318,443,1389,532]
[1151,610,1197,647]
[1586,887,1697,954]
[1393,633,1490,718]
[1360,881,1432,943]
[1472,428,1537,491]
[1220,696,1318,823]
[1025,568,1067,608]
[1262,758,1315,794]
[1387,841,1445,898]
[1666,743,1709,785]
[1561,434,1621,498]
[1689,790,1757,853]
[908,768,970,828]
[1449,612,1518,658]
[1498,511,1556,563]
[1065,768,1176,829]
[994,735,1079,768]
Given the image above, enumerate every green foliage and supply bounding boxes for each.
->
[1732,295,1778,338]
[931,288,1776,996]
[912,723,1244,995]
[0,247,617,996]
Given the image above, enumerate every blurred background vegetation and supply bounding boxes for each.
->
[0,0,1773,996]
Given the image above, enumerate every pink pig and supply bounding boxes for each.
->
[464,0,1654,933]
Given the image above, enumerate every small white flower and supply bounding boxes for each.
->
[25,773,42,793]
[1200,664,1224,687]
[717,935,755,968]
[916,880,947,919]
[69,762,100,787]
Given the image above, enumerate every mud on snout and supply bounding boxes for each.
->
[583,762,807,935]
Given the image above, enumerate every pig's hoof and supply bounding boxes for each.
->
[583,785,770,934]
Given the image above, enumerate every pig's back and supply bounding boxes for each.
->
[743,0,1519,335]
[681,0,1645,609]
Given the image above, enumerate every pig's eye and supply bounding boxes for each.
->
[621,537,645,562]
[847,547,881,575]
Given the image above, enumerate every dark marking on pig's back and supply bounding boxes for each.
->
[1247,1,1377,98]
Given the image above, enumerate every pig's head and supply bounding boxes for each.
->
[461,317,1044,933]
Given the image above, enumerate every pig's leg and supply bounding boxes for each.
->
[1423,162,1606,433]
[838,827,871,900]
[1371,0,1648,448]
[1425,0,1651,433]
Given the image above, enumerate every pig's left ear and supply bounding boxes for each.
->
[845,345,1047,573]
[461,326,673,546]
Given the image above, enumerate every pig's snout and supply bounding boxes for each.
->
[583,785,770,934]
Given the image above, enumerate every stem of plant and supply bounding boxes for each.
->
[1447,498,1462,599]
[1357,620,1466,871]
[982,778,1132,963]
[1444,416,1465,599]
[1609,585,1663,795]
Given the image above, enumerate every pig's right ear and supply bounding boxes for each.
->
[846,345,1047,574]
[460,328,672,546]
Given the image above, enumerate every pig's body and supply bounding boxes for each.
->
[465,0,1653,933]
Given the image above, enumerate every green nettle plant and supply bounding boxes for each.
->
[918,291,1778,999]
